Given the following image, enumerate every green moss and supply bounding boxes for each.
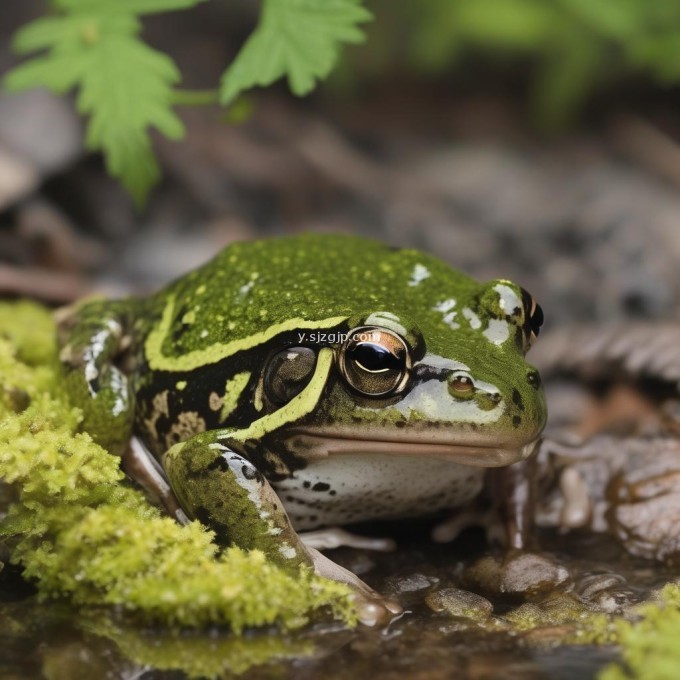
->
[0,301,356,631]
[501,592,615,645]
[598,583,680,680]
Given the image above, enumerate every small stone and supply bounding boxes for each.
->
[385,572,439,594]
[0,91,82,211]
[425,587,493,621]
[0,91,82,174]
[464,553,570,598]
[462,555,503,593]
[501,553,570,596]
[0,146,37,209]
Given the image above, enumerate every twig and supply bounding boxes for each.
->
[0,264,91,304]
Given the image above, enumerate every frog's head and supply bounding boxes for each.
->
[150,236,547,467]
[255,256,547,468]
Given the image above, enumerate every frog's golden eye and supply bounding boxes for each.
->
[451,374,474,393]
[340,327,410,397]
[520,287,544,347]
[264,347,317,404]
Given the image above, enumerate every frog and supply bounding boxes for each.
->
[56,234,547,626]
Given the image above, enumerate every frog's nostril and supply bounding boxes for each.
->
[489,392,502,405]
[527,370,542,388]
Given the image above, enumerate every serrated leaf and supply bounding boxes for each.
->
[220,0,372,104]
[5,51,85,93]
[75,34,185,205]
[4,6,187,206]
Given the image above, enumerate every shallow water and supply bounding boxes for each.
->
[1,526,671,679]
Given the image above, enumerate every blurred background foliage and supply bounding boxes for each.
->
[360,0,680,126]
[5,0,680,203]
[1,0,680,321]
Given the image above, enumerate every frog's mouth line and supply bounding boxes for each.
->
[285,432,539,468]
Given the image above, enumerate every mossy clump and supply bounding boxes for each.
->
[500,592,615,646]
[0,301,355,631]
[598,583,680,680]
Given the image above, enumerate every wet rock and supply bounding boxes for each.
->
[464,553,570,598]
[537,436,680,563]
[609,493,680,564]
[574,573,638,614]
[502,554,571,596]
[385,572,439,595]
[505,593,591,631]
[425,587,493,621]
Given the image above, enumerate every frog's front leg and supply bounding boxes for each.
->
[487,454,538,551]
[123,438,189,524]
[56,299,136,455]
[163,431,403,626]
[431,455,539,548]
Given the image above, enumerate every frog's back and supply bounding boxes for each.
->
[151,233,475,357]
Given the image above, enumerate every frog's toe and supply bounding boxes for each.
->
[300,527,396,552]
[307,546,402,626]
[353,592,404,627]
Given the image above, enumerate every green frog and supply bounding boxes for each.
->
[57,234,547,625]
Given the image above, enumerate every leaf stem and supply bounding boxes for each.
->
[171,89,220,106]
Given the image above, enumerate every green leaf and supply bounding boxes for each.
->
[4,6,189,206]
[76,34,185,205]
[220,0,372,104]
[12,14,136,53]
[5,51,85,93]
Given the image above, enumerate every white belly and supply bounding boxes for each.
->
[273,454,486,531]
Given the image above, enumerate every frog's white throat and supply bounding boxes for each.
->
[274,452,490,531]
[275,436,539,530]
[284,432,540,468]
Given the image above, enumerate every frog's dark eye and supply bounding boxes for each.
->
[520,287,544,347]
[264,347,317,404]
[339,327,410,397]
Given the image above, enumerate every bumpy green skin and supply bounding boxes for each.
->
[58,234,547,588]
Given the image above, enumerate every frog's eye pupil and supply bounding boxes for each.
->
[349,343,401,374]
[340,327,411,397]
